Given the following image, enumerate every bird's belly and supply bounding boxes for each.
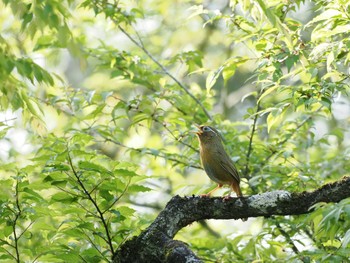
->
[203,162,232,184]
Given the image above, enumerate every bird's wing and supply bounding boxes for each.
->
[218,151,240,183]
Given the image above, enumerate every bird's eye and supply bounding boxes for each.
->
[203,126,211,132]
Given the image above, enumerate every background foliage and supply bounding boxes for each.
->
[1,0,350,262]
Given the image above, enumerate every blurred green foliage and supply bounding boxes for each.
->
[0,0,350,262]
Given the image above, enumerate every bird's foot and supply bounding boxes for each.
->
[223,195,232,201]
[200,193,211,198]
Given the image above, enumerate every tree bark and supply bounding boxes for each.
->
[113,176,350,262]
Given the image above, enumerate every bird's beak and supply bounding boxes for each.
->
[188,124,201,136]
[194,124,202,135]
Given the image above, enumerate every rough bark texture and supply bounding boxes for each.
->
[113,176,350,263]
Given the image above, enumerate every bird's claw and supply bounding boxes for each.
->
[223,195,232,201]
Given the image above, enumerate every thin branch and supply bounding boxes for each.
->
[303,228,325,250]
[67,152,115,255]
[101,136,202,170]
[127,200,163,210]
[244,95,262,177]
[17,221,35,240]
[75,201,97,218]
[81,229,109,261]
[79,255,89,263]
[102,178,131,214]
[0,238,15,248]
[13,176,21,263]
[151,120,198,152]
[117,25,212,121]
[31,251,46,263]
[93,231,110,244]
[275,221,300,255]
[1,246,17,261]
[198,220,221,238]
[94,1,211,120]
[88,179,106,196]
[55,185,85,198]
[104,95,198,153]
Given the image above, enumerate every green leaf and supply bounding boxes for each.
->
[255,0,293,49]
[114,169,138,177]
[132,113,149,124]
[128,184,152,193]
[22,187,45,202]
[20,89,44,121]
[342,229,350,248]
[306,9,342,27]
[44,163,70,172]
[78,161,112,175]
[187,5,208,20]
[51,192,78,203]
[206,68,222,93]
[117,206,136,217]
[285,55,298,72]
[222,65,236,82]
[258,85,277,102]
[266,105,289,133]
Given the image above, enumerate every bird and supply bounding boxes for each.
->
[196,125,243,199]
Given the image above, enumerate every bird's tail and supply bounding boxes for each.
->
[231,182,243,197]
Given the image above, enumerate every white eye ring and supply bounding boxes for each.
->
[203,126,216,135]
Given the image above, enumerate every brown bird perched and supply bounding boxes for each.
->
[196,125,243,199]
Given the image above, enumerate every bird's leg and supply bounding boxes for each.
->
[201,184,223,197]
[223,189,232,201]
[223,182,242,201]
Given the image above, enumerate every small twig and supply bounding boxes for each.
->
[79,255,89,263]
[303,228,325,250]
[31,252,44,263]
[74,201,97,218]
[275,221,300,255]
[102,178,131,214]
[152,120,198,152]
[1,246,17,261]
[81,229,109,261]
[0,238,14,248]
[88,179,106,196]
[198,220,220,238]
[17,221,35,240]
[55,185,85,198]
[128,200,163,210]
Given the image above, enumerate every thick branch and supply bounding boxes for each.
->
[114,176,350,262]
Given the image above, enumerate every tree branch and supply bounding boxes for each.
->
[67,153,115,255]
[113,176,350,262]
[117,25,212,121]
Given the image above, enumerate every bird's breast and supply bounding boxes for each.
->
[200,145,224,183]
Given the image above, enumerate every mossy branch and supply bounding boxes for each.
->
[113,176,350,262]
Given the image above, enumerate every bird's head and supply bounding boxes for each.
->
[195,125,223,145]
